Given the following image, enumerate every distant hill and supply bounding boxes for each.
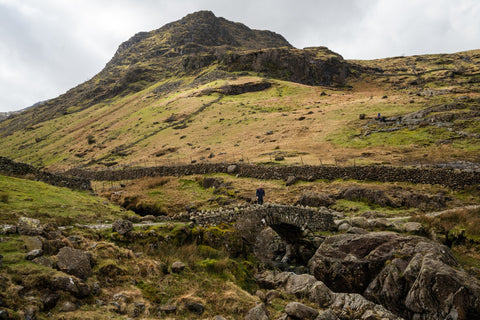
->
[0,11,478,170]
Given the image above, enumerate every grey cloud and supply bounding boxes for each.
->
[1,0,479,112]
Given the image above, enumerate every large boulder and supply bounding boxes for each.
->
[112,219,133,236]
[56,247,93,280]
[253,227,286,266]
[308,232,480,320]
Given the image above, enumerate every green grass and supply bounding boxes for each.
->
[330,125,459,148]
[0,174,132,225]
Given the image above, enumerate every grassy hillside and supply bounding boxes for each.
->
[1,57,479,171]
[0,174,130,225]
[1,12,478,171]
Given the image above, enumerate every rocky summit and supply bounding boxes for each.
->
[0,10,480,320]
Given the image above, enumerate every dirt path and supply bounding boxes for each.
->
[425,205,480,217]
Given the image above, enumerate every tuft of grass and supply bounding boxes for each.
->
[0,190,8,203]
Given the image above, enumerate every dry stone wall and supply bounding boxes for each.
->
[65,163,479,189]
[0,157,91,191]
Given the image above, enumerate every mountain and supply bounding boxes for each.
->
[0,11,344,134]
[0,11,479,170]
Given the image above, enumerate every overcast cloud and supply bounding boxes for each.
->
[1,0,479,112]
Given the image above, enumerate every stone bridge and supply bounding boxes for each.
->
[186,203,336,243]
[185,203,336,265]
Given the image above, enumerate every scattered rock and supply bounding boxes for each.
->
[185,302,204,315]
[316,309,338,320]
[255,290,266,302]
[56,247,93,280]
[112,219,133,236]
[0,224,17,235]
[95,299,107,306]
[51,276,91,298]
[274,155,285,161]
[266,130,274,135]
[17,217,43,235]
[266,289,281,303]
[158,305,176,314]
[130,302,146,318]
[202,177,224,189]
[24,306,37,320]
[286,176,297,186]
[41,292,60,311]
[24,236,44,251]
[141,215,156,222]
[171,261,186,273]
[59,301,78,312]
[214,316,227,320]
[285,302,319,319]
[245,303,269,320]
[227,164,238,174]
[256,270,400,320]
[337,222,351,232]
[349,217,370,229]
[25,249,43,260]
[402,221,425,235]
[0,310,9,320]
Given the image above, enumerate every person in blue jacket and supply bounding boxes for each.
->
[256,186,265,205]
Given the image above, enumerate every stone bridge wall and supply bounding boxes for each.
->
[65,163,479,189]
[0,157,92,191]
[181,204,336,232]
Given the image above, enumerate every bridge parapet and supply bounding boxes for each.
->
[188,203,336,233]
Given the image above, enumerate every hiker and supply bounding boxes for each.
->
[256,186,265,205]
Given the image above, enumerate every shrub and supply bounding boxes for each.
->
[87,135,96,144]
[0,191,8,203]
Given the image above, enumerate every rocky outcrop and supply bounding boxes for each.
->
[308,232,480,320]
[339,186,449,211]
[296,192,335,207]
[220,47,348,86]
[255,270,401,320]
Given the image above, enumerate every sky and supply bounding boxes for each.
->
[1,0,479,112]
